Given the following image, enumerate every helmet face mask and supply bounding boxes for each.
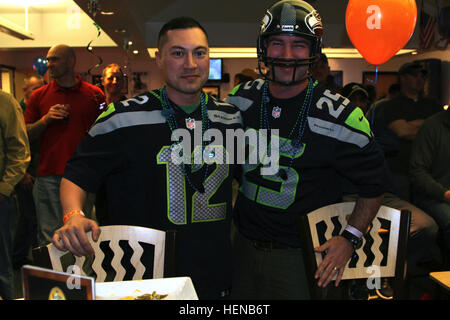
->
[257,0,323,85]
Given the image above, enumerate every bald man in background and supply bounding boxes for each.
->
[24,44,105,245]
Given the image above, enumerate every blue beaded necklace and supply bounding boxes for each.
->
[160,86,210,193]
[260,77,317,180]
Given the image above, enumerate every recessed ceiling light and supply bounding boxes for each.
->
[101,11,114,15]
[133,50,139,54]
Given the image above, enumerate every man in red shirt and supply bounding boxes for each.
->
[24,44,104,245]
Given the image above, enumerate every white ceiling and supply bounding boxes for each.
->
[72,0,359,53]
[0,0,421,59]
[73,0,421,52]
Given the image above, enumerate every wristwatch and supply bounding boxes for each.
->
[340,230,363,250]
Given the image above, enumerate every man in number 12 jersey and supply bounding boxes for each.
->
[52,17,242,299]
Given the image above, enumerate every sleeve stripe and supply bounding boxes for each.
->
[89,110,166,137]
[225,96,253,112]
[308,116,370,148]
[207,110,243,126]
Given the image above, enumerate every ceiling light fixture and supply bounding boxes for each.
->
[100,11,114,15]
[147,47,417,59]
[0,0,62,5]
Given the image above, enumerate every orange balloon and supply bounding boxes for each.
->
[345,0,417,65]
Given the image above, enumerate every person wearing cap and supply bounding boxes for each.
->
[342,82,442,299]
[380,61,442,202]
[341,82,371,114]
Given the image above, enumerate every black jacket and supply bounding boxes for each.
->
[410,111,450,201]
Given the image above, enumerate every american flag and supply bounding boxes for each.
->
[420,0,437,49]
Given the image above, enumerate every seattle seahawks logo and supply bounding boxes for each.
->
[304,10,322,35]
[261,10,273,33]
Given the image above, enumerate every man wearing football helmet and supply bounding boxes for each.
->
[257,0,322,85]
[228,0,386,299]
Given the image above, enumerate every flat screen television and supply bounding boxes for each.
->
[208,58,223,81]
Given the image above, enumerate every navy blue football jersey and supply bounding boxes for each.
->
[227,79,386,247]
[65,89,242,298]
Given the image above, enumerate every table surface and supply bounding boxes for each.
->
[429,271,450,291]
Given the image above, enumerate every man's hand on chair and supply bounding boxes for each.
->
[313,236,354,288]
[52,215,101,257]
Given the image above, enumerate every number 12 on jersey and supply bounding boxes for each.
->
[157,145,229,225]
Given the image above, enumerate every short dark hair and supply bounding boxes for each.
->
[234,73,255,85]
[157,16,208,49]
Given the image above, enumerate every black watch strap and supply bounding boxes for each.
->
[340,230,363,250]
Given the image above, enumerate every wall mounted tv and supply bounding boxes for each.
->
[208,58,223,81]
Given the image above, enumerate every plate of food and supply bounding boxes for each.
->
[95,277,198,300]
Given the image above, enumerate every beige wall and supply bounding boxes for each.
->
[1,46,448,104]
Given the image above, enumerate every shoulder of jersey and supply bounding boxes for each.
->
[96,90,161,121]
[208,93,239,112]
[309,86,355,122]
[309,86,373,147]
[207,94,243,127]
[117,90,161,111]
[89,90,165,138]
[226,79,265,113]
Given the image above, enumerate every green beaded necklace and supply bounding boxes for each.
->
[260,77,317,179]
[160,86,210,193]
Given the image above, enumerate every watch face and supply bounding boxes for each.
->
[342,230,362,250]
[354,237,363,250]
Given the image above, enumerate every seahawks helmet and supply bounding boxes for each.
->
[257,0,323,84]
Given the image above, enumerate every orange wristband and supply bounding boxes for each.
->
[63,209,85,224]
[41,115,47,125]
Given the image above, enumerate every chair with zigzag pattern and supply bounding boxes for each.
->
[299,202,411,299]
[32,225,176,282]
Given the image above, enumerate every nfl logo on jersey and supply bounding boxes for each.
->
[272,106,281,118]
[185,118,196,130]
